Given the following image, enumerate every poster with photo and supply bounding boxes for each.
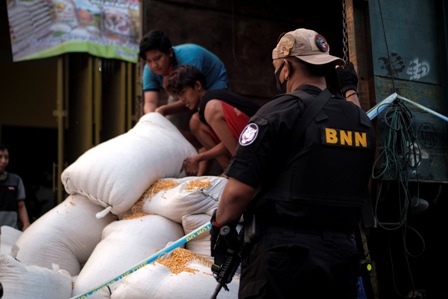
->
[6,0,140,63]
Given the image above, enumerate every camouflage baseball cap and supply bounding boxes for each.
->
[272,28,344,65]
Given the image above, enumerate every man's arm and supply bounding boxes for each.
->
[144,91,160,114]
[156,100,189,116]
[183,142,229,176]
[344,90,361,108]
[216,177,256,225]
[17,200,30,231]
[197,142,229,161]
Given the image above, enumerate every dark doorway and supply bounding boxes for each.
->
[1,125,57,220]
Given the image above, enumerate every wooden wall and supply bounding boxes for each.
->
[140,0,344,104]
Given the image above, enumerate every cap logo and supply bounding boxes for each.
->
[315,34,329,52]
[278,34,295,57]
[239,123,258,146]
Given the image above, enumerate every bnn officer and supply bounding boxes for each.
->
[211,28,376,298]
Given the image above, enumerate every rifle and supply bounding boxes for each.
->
[210,225,245,299]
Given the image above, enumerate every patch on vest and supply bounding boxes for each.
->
[322,128,369,148]
[239,123,258,146]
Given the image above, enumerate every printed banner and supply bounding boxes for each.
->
[6,0,140,63]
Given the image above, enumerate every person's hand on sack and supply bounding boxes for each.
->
[183,156,200,176]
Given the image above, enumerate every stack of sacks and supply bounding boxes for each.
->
[0,254,73,299]
[71,176,232,298]
[71,214,185,298]
[14,194,116,276]
[61,112,197,218]
[2,114,228,298]
[109,247,240,299]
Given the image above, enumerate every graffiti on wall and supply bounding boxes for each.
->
[407,58,430,80]
[378,52,430,81]
[378,52,405,77]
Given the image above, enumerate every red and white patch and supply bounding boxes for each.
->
[315,34,329,52]
[239,123,258,146]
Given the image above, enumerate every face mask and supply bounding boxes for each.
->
[274,62,286,93]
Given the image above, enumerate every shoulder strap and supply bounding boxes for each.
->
[289,89,333,138]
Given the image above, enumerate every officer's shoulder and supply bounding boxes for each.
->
[271,92,304,103]
[272,92,318,110]
[260,94,303,114]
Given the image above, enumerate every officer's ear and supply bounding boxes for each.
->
[285,59,294,74]
[283,59,294,80]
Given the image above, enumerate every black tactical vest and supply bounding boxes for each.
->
[253,91,375,228]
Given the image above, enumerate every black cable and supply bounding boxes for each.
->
[372,99,427,298]
[373,100,416,230]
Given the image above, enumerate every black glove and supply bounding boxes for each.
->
[210,209,239,266]
[336,61,358,95]
[210,209,222,258]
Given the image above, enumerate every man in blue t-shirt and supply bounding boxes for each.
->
[139,29,228,148]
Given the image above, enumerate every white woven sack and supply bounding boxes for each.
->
[141,176,228,223]
[61,112,197,217]
[0,225,22,255]
[15,194,116,276]
[182,214,213,262]
[0,254,72,299]
[109,249,240,299]
[72,214,184,298]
